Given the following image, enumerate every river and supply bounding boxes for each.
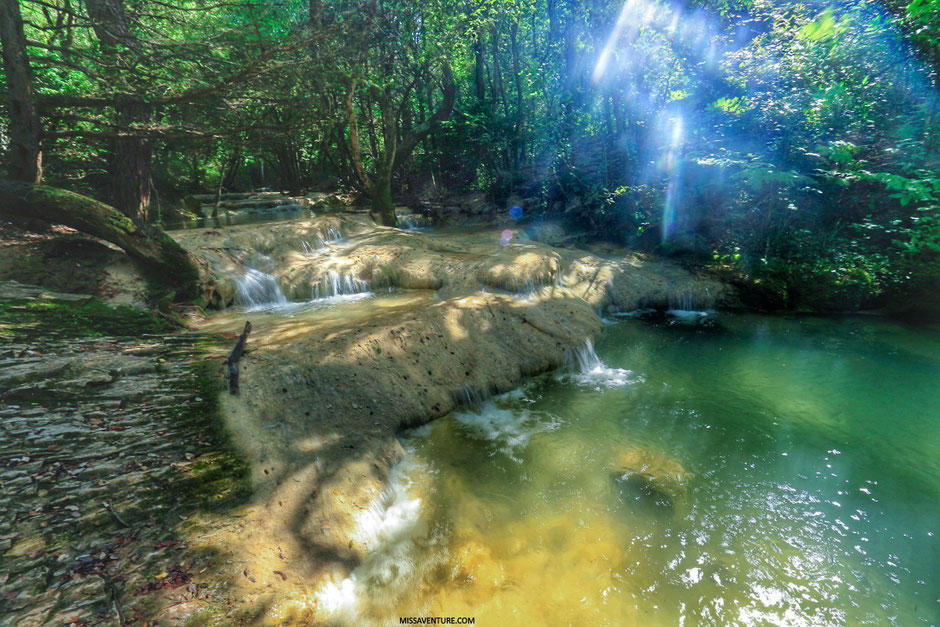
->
[320,311,939,625]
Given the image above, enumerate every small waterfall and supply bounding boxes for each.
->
[668,290,697,311]
[234,268,288,310]
[399,214,429,230]
[453,385,489,408]
[666,289,714,325]
[315,459,435,619]
[514,279,545,300]
[324,226,344,243]
[570,340,605,372]
[301,227,343,256]
[565,340,639,389]
[313,271,370,299]
[668,289,715,311]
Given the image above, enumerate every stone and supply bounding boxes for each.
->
[526,223,566,246]
[310,194,347,214]
[613,446,690,504]
[454,540,505,592]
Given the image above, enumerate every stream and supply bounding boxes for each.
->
[315,311,939,625]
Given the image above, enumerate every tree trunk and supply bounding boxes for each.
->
[0,0,43,183]
[491,23,510,118]
[85,0,155,221]
[0,179,201,299]
[510,22,526,165]
[112,102,153,220]
[370,175,396,227]
[473,31,487,102]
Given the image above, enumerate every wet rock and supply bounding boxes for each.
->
[525,223,566,246]
[454,540,505,592]
[310,193,347,214]
[206,276,237,308]
[613,446,690,504]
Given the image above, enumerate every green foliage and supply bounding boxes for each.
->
[3,0,938,311]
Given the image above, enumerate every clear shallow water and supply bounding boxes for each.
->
[334,313,939,625]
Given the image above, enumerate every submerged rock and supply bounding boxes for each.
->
[613,446,690,504]
[454,540,505,592]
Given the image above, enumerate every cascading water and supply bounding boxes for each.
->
[233,268,288,310]
[312,271,370,300]
[301,226,344,256]
[666,289,713,324]
[566,339,639,388]
[324,226,344,243]
[514,279,546,300]
[315,459,437,620]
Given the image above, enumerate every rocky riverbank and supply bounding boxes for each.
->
[1,214,736,624]
[166,216,734,623]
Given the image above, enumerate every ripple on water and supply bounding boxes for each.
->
[322,313,939,625]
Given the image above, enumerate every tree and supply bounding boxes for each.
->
[0,0,42,182]
[344,63,456,225]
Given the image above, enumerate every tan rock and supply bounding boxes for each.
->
[614,446,690,503]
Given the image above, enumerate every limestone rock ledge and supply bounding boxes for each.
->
[170,217,734,624]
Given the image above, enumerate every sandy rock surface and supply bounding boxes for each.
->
[164,216,733,623]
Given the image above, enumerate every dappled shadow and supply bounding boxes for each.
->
[0,309,254,624]
[191,289,602,622]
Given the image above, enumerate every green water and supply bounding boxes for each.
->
[370,313,939,625]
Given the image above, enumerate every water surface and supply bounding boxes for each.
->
[332,313,939,625]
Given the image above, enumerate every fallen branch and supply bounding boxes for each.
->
[226,321,251,394]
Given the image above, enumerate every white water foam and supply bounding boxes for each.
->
[455,402,561,462]
[565,340,640,389]
[666,309,711,325]
[399,214,427,230]
[233,268,288,311]
[315,459,437,621]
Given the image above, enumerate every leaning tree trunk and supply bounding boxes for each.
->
[0,179,201,299]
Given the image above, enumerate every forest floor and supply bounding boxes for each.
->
[1,213,736,624]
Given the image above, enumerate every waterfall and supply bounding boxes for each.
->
[301,227,343,256]
[313,271,370,299]
[667,289,714,312]
[399,214,429,230]
[315,459,433,619]
[666,289,713,324]
[565,340,639,389]
[324,226,344,243]
[233,268,288,310]
[570,339,605,372]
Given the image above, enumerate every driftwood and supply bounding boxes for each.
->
[227,321,251,394]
